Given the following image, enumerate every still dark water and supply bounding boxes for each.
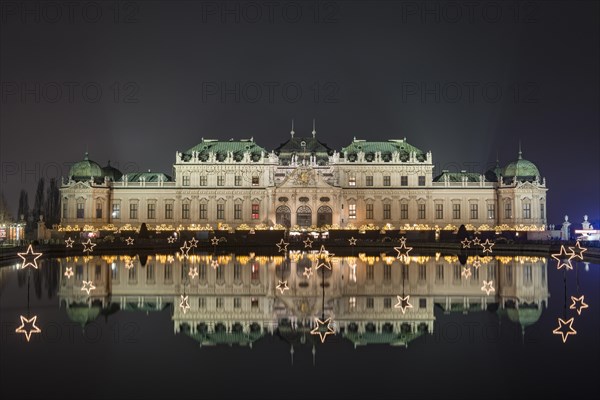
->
[0,250,598,399]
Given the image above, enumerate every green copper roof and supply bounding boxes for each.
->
[274,136,333,165]
[505,306,542,327]
[502,159,540,181]
[120,172,172,182]
[102,161,123,181]
[69,152,103,180]
[184,138,266,162]
[433,171,490,183]
[341,139,426,162]
[185,330,264,346]
[66,304,101,327]
[344,331,423,346]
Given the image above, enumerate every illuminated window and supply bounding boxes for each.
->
[252,203,260,220]
[199,203,207,220]
[435,203,443,219]
[147,203,155,219]
[96,202,102,219]
[217,204,225,219]
[182,203,190,219]
[366,203,374,219]
[348,203,356,219]
[251,263,259,281]
[470,203,478,219]
[400,203,408,219]
[129,203,138,219]
[182,175,190,186]
[252,176,259,186]
[401,176,408,186]
[234,204,242,220]
[349,297,356,309]
[348,174,356,186]
[199,176,207,186]
[418,176,426,186]
[383,176,391,186]
[523,203,531,219]
[383,203,391,220]
[365,176,373,186]
[418,203,425,219]
[452,203,461,219]
[112,203,120,219]
[235,175,242,186]
[165,203,173,219]
[217,175,224,186]
[76,202,85,219]
[487,203,495,219]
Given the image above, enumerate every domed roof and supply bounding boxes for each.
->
[102,161,123,181]
[69,152,103,181]
[502,147,540,182]
[66,304,101,327]
[506,306,542,328]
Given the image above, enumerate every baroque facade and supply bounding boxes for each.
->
[60,131,548,230]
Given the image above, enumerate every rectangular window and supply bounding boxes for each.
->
[366,297,374,309]
[470,203,478,220]
[199,176,207,186]
[383,264,391,280]
[95,265,101,281]
[452,203,461,219]
[383,204,391,220]
[63,201,68,219]
[112,204,120,219]
[401,176,408,186]
[217,175,224,186]
[111,264,118,281]
[251,298,259,309]
[251,263,259,281]
[419,298,427,309]
[419,265,426,281]
[348,175,356,186]
[217,204,225,219]
[129,203,138,219]
[436,264,444,281]
[366,204,374,219]
[540,202,545,219]
[216,298,224,309]
[523,203,531,219]
[95,202,102,219]
[234,297,241,309]
[418,203,426,219]
[199,297,206,309]
[182,175,190,186]
[400,203,408,219]
[147,203,156,219]
[366,176,373,186]
[76,202,84,219]
[383,176,391,186]
[235,175,242,186]
[234,204,242,220]
[348,204,356,219]
[216,265,224,281]
[252,176,259,186]
[435,203,443,219]
[487,203,495,219]
[384,298,392,309]
[504,201,512,219]
[234,263,241,281]
[165,203,173,219]
[164,264,172,282]
[182,203,190,219]
[366,264,374,280]
[146,264,155,283]
[349,297,356,310]
[199,204,207,219]
[199,264,206,280]
[252,203,260,220]
[418,176,426,186]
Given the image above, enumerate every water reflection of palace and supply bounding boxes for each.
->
[57,253,549,347]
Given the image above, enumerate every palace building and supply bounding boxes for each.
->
[60,128,548,231]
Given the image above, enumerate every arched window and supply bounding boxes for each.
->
[276,206,291,228]
[296,205,312,227]
[317,205,333,227]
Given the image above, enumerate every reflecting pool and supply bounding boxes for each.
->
[1,250,598,399]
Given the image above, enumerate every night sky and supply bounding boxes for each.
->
[1,1,598,226]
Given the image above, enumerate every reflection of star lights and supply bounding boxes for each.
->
[480,239,494,254]
[569,296,589,315]
[64,267,74,278]
[349,262,357,282]
[189,237,199,247]
[568,241,587,260]
[316,254,333,270]
[398,236,407,245]
[179,295,190,314]
[188,266,199,279]
[125,258,135,269]
[180,241,191,258]
[394,295,413,314]
[461,266,472,279]
[210,259,219,269]
[303,237,313,248]
[394,242,412,260]
[553,318,577,343]
[472,237,481,246]
[276,239,289,253]
[348,237,357,245]
[303,267,313,279]
[310,317,335,343]
[15,315,42,342]
[472,258,482,269]
[211,237,220,246]
[18,244,42,269]
[167,255,174,263]
[82,239,96,253]
[461,238,471,248]
[65,237,75,248]
[167,236,175,244]
[276,280,289,294]
[81,280,96,295]
[552,245,573,270]
[125,237,134,245]
[481,280,495,295]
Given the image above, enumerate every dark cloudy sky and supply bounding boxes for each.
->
[1,1,598,225]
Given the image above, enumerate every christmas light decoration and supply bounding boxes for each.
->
[472,237,481,246]
[349,261,357,282]
[17,244,42,269]
[167,236,175,244]
[276,239,289,253]
[394,242,413,261]
[552,245,574,270]
[480,280,495,295]
[568,241,587,260]
[461,266,472,279]
[65,237,75,248]
[303,267,313,279]
[189,237,199,247]
[569,295,589,315]
[188,266,199,279]
[303,237,313,248]
[398,236,407,245]
[64,267,74,279]
[210,259,219,269]
[125,237,135,245]
[82,239,96,253]
[348,237,357,245]
[394,295,413,314]
[15,315,41,342]
[167,255,174,263]
[472,257,482,269]
[480,239,494,254]
[81,280,96,295]
[552,317,577,343]
[180,241,191,258]
[461,238,471,248]
[211,236,220,246]
[310,317,335,343]
[179,295,190,314]
[276,280,289,294]
[125,258,135,269]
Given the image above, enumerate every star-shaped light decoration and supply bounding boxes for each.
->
[398,236,407,245]
[188,266,199,279]
[210,236,220,246]
[394,242,413,263]
[569,295,589,315]
[180,241,191,258]
[472,237,481,246]
[472,257,482,269]
[125,237,135,245]
[310,317,335,343]
[179,295,190,314]
[394,295,413,314]
[64,267,74,279]
[553,317,577,343]
[81,280,96,295]
[167,255,174,263]
[551,245,574,270]
[461,238,471,248]
[276,239,289,253]
[568,241,587,261]
[461,266,472,279]
[303,237,313,248]
[82,239,96,253]
[316,251,334,271]
[65,237,75,248]
[276,280,289,294]
[473,228,481,235]
[480,280,495,295]
[167,236,175,244]
[15,315,41,342]
[210,259,219,269]
[480,239,494,254]
[17,244,42,269]
[302,267,313,279]
[188,237,199,248]
[348,237,357,246]
[124,258,135,270]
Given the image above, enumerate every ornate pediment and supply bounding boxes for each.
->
[277,167,335,189]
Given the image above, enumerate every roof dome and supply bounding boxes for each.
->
[506,306,542,328]
[102,161,123,181]
[69,152,103,181]
[502,147,540,182]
